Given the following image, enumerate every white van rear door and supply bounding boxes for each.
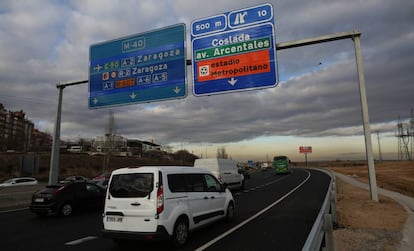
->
[105,172,158,232]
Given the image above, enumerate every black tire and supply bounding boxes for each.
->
[60,203,73,216]
[172,217,189,247]
[225,202,235,222]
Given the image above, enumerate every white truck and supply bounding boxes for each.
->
[193,158,245,190]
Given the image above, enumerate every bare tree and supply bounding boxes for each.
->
[216,146,228,159]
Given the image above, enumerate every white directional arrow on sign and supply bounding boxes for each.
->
[173,86,181,94]
[93,98,98,104]
[228,77,238,86]
[130,92,137,99]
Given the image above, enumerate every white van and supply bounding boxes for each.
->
[194,158,245,191]
[102,166,234,246]
[67,146,81,153]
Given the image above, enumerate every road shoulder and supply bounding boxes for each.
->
[333,171,414,251]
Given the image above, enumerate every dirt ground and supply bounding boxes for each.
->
[327,161,414,251]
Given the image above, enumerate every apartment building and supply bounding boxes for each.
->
[0,103,51,152]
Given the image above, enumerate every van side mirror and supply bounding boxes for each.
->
[220,183,228,192]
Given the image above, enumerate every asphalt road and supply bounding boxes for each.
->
[0,168,331,251]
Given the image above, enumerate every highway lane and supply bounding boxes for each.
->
[203,168,330,250]
[0,168,331,251]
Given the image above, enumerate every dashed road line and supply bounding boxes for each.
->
[65,236,98,245]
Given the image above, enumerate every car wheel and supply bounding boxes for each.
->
[225,202,235,222]
[240,180,245,191]
[60,203,73,216]
[172,217,189,247]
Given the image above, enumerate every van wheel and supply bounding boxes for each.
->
[172,217,189,247]
[226,202,235,222]
[60,203,73,216]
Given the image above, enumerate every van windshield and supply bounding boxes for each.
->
[109,173,154,198]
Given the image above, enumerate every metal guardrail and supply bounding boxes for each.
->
[302,169,337,251]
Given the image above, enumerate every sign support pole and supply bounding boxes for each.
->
[305,153,308,168]
[352,35,378,201]
[278,30,378,201]
[48,80,88,185]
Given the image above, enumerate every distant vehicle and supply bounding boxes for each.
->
[0,177,38,188]
[194,158,245,190]
[247,160,256,169]
[91,179,109,189]
[237,165,251,179]
[273,156,291,174]
[91,172,111,188]
[102,166,234,247]
[64,176,89,181]
[67,146,82,153]
[93,172,111,181]
[30,181,105,216]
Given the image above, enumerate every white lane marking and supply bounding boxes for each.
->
[235,174,287,197]
[195,170,311,251]
[65,236,98,245]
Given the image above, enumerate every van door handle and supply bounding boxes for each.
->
[203,196,216,199]
[224,172,231,174]
[131,202,141,206]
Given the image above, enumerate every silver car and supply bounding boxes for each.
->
[0,177,38,187]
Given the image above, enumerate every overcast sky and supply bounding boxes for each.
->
[0,0,413,161]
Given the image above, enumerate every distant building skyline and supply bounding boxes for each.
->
[0,103,52,152]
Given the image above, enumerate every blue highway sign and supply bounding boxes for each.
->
[191,3,277,96]
[89,24,187,109]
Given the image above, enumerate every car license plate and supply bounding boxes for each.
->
[34,198,44,203]
[107,216,123,222]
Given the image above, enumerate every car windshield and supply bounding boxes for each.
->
[109,173,154,198]
[274,156,287,161]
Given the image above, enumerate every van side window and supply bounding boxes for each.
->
[167,174,221,193]
[109,173,154,198]
[185,174,205,192]
[167,174,186,192]
[204,174,221,191]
